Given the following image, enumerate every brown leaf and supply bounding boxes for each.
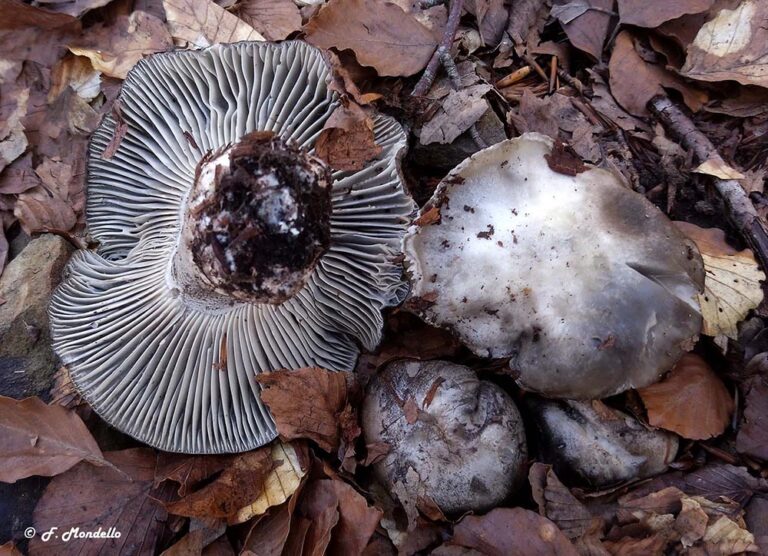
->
[155,453,235,497]
[0,0,80,29]
[0,85,28,173]
[48,366,84,410]
[314,103,382,172]
[0,542,22,556]
[241,485,303,556]
[529,463,598,540]
[163,0,265,48]
[165,449,273,520]
[552,0,615,60]
[638,353,734,440]
[0,396,107,483]
[419,84,491,145]
[681,0,768,88]
[0,154,40,196]
[31,448,171,555]
[256,368,347,452]
[69,12,173,80]
[237,0,302,41]
[466,0,508,47]
[617,0,714,28]
[403,397,419,424]
[685,464,768,508]
[737,377,768,462]
[609,31,707,116]
[161,518,226,556]
[14,194,77,235]
[304,0,439,77]
[48,54,101,102]
[447,507,579,555]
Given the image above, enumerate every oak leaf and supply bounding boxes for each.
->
[638,353,733,440]
[256,367,348,452]
[0,396,106,483]
[303,0,438,77]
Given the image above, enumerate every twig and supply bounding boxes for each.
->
[495,66,532,88]
[649,94,768,271]
[412,0,464,97]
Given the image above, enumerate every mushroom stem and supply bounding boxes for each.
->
[184,131,332,304]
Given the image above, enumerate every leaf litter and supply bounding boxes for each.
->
[1,0,768,554]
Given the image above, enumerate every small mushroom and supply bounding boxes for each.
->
[49,42,415,454]
[362,359,527,514]
[403,133,704,399]
[527,398,679,487]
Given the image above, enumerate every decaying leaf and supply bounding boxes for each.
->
[609,31,706,116]
[446,507,579,555]
[155,453,235,497]
[0,86,28,173]
[160,518,226,556]
[694,159,746,180]
[0,396,107,483]
[303,0,439,77]
[314,102,382,172]
[13,194,77,234]
[419,84,491,145]
[256,367,348,452]
[737,377,768,462]
[69,11,173,80]
[638,353,734,440]
[681,0,768,88]
[231,441,307,524]
[676,222,765,339]
[552,0,615,60]
[528,463,598,539]
[31,449,171,555]
[236,0,302,41]
[48,54,101,102]
[241,479,304,555]
[617,0,714,28]
[163,0,265,48]
[165,448,273,520]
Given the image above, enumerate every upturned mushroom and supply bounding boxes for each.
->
[50,42,415,454]
[362,359,528,514]
[403,133,704,399]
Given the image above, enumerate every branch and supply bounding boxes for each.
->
[411,0,464,97]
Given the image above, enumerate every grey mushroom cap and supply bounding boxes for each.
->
[403,133,704,399]
[362,359,528,515]
[49,41,416,454]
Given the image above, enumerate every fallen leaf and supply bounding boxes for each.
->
[165,449,272,520]
[237,0,302,41]
[506,0,550,47]
[684,464,768,507]
[48,54,101,102]
[419,84,492,145]
[737,377,768,462]
[303,0,439,77]
[230,441,307,524]
[681,0,768,88]
[0,86,28,173]
[466,0,508,47]
[676,496,709,547]
[617,0,714,28]
[552,0,615,60]
[314,102,383,172]
[31,0,112,18]
[69,11,173,80]
[31,448,171,555]
[0,542,22,556]
[702,514,759,554]
[447,507,579,555]
[675,222,765,339]
[163,0,265,48]
[241,479,304,556]
[0,155,39,196]
[529,463,598,540]
[0,0,79,30]
[14,194,77,235]
[694,159,745,180]
[160,518,226,556]
[745,496,768,554]
[256,367,347,452]
[155,453,235,497]
[638,353,734,440]
[0,396,107,483]
[609,31,707,116]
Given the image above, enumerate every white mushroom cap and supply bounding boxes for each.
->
[49,42,415,454]
[362,359,527,515]
[403,133,704,399]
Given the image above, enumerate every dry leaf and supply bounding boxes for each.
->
[617,0,714,28]
[14,194,77,234]
[419,84,491,145]
[69,11,173,80]
[638,353,734,440]
[681,0,768,88]
[314,102,382,172]
[160,518,226,555]
[230,442,307,524]
[155,453,235,497]
[241,484,303,556]
[31,448,171,555]
[165,449,273,520]
[0,0,80,30]
[237,0,302,41]
[609,31,707,116]
[529,463,598,540]
[256,367,347,452]
[702,515,759,554]
[0,396,107,483]
[694,159,746,180]
[0,542,22,556]
[552,0,615,60]
[676,222,765,339]
[303,0,438,77]
[466,0,508,47]
[0,86,28,173]
[163,0,265,48]
[447,507,579,555]
[48,55,101,102]
[737,377,768,461]
[31,0,111,18]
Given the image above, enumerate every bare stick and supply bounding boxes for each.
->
[648,94,768,271]
[412,0,464,97]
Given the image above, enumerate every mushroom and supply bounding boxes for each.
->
[49,41,415,454]
[403,133,704,399]
[362,359,528,514]
[527,398,679,486]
